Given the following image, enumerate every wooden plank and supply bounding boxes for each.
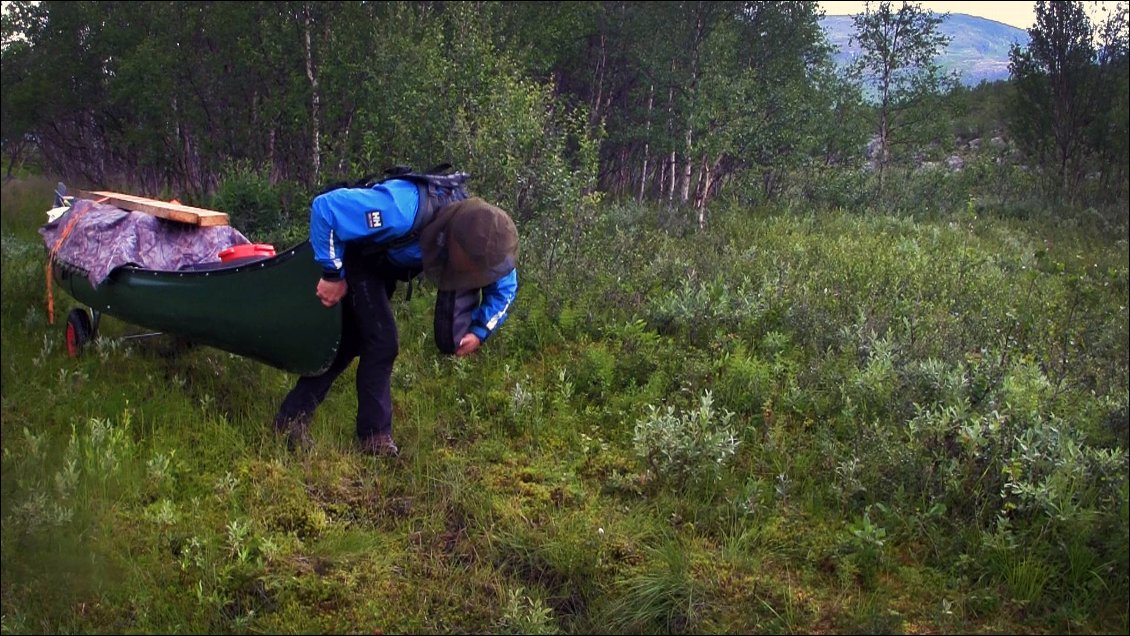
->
[77,190,230,226]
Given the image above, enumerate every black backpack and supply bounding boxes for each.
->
[320,163,471,251]
[320,164,480,356]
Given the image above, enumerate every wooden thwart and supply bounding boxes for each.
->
[78,190,230,226]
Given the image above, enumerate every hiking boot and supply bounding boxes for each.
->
[274,417,312,452]
[359,433,399,458]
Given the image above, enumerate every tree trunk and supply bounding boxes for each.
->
[269,126,280,184]
[694,154,725,228]
[878,91,889,193]
[337,108,355,176]
[592,32,607,130]
[639,84,654,203]
[694,153,709,229]
[665,58,677,204]
[304,3,321,184]
[681,7,705,206]
[3,139,27,180]
[668,151,677,203]
[681,128,693,204]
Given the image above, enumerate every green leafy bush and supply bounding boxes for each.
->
[210,162,303,243]
[572,342,617,400]
[633,391,738,490]
[715,349,774,416]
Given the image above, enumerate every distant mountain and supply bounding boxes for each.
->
[821,13,1030,86]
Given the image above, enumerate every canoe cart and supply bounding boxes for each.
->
[41,184,341,376]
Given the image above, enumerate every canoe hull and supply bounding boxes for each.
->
[52,241,342,376]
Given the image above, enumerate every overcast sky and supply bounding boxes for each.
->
[0,2,1114,37]
[820,1,1111,30]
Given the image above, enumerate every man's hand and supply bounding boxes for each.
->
[455,332,482,357]
[316,278,347,307]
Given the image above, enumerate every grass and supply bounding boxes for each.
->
[2,175,1127,634]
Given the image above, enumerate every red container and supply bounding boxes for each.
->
[218,243,276,262]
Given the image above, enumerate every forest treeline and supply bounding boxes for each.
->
[2,1,1128,227]
[2,5,1129,632]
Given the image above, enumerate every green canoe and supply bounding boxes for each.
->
[51,241,342,376]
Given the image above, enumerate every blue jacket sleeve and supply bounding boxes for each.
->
[469,269,518,342]
[310,195,345,279]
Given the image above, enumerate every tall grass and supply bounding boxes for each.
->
[3,175,1127,634]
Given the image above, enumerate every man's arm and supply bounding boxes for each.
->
[310,195,346,280]
[467,268,518,344]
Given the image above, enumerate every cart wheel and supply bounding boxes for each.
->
[65,308,93,357]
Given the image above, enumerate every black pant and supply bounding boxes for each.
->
[274,248,415,441]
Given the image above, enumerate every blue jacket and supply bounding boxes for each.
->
[310,179,517,342]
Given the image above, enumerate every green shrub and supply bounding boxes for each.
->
[839,508,889,587]
[648,275,766,347]
[496,586,560,635]
[210,162,304,243]
[633,391,738,491]
[573,343,616,400]
[715,349,773,416]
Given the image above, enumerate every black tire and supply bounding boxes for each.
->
[65,308,93,357]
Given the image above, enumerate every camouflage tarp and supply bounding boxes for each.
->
[40,198,251,288]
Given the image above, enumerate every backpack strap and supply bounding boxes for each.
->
[376,167,471,251]
[317,172,380,195]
